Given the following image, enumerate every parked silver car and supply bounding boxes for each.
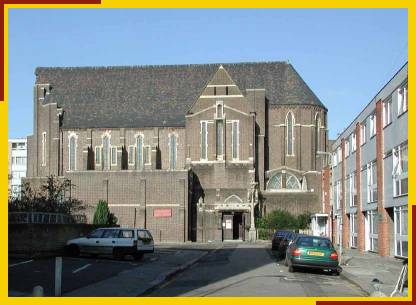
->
[66,227,154,260]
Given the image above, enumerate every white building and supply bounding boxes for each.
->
[8,138,27,198]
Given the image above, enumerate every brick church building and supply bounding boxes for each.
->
[26,61,329,242]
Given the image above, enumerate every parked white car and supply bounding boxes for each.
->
[66,227,154,260]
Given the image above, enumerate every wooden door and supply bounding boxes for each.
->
[223,214,233,241]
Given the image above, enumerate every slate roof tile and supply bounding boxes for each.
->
[35,61,326,129]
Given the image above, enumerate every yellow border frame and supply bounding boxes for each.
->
[2,4,412,305]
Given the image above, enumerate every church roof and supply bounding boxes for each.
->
[35,61,326,129]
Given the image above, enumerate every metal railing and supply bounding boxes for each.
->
[9,212,86,224]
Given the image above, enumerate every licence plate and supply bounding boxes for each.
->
[307,251,324,256]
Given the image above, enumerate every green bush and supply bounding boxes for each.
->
[93,200,117,226]
[256,209,311,231]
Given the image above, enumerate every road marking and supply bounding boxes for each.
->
[9,260,33,268]
[72,263,91,274]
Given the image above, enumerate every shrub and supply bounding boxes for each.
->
[256,209,311,231]
[93,200,117,226]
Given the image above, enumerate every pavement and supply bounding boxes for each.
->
[338,247,407,297]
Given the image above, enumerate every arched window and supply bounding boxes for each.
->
[286,174,301,190]
[315,113,321,153]
[267,172,302,191]
[102,135,110,170]
[68,134,77,171]
[136,135,144,170]
[169,134,177,170]
[286,112,295,156]
[267,173,283,190]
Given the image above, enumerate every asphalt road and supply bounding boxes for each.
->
[148,242,366,297]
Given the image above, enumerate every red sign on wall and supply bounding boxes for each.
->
[153,208,172,218]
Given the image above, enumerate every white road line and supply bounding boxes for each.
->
[9,260,33,268]
[72,263,91,274]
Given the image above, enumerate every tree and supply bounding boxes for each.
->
[93,200,117,226]
[8,175,86,216]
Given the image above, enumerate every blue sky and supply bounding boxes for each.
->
[8,9,407,139]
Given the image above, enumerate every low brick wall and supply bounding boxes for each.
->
[9,224,101,258]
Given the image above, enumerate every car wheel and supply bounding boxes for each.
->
[332,269,341,276]
[67,244,80,257]
[134,253,144,261]
[113,248,124,260]
[288,265,295,273]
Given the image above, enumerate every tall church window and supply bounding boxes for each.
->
[102,135,110,170]
[232,121,239,160]
[286,112,295,156]
[128,145,135,165]
[169,134,177,169]
[200,121,208,160]
[315,114,321,153]
[68,134,77,171]
[95,146,101,166]
[136,135,144,169]
[41,132,46,166]
[216,120,224,159]
[111,146,117,166]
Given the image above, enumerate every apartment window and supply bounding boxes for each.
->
[95,146,101,165]
[334,180,341,210]
[351,132,356,152]
[286,112,295,156]
[393,142,408,197]
[216,120,224,159]
[337,146,342,163]
[111,146,117,166]
[383,98,392,127]
[345,140,350,157]
[360,123,366,145]
[68,134,77,171]
[41,132,46,166]
[398,84,408,116]
[102,135,110,170]
[367,210,378,252]
[136,135,144,169]
[350,214,358,248]
[14,157,26,165]
[128,146,135,165]
[332,152,338,166]
[367,161,377,203]
[144,146,151,165]
[214,87,217,96]
[232,121,239,160]
[225,86,229,96]
[369,113,376,137]
[348,172,357,207]
[394,206,408,257]
[169,134,177,170]
[200,121,208,160]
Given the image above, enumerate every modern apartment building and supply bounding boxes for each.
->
[329,63,408,257]
[8,138,28,198]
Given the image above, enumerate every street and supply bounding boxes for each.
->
[148,243,365,297]
[9,242,366,297]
